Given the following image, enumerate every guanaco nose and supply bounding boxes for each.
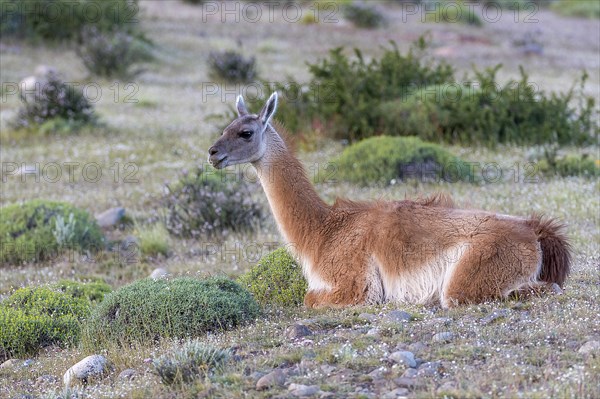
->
[208,146,218,156]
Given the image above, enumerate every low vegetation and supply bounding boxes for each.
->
[335,136,474,185]
[152,340,231,385]
[81,276,260,349]
[208,50,257,83]
[162,168,263,238]
[238,248,307,307]
[343,2,387,29]
[0,200,104,265]
[0,286,91,361]
[550,0,600,19]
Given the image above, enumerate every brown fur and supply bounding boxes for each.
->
[208,93,572,309]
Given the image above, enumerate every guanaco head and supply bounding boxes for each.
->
[208,92,278,169]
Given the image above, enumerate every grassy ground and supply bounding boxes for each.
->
[1,1,599,398]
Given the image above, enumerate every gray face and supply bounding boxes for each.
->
[208,93,278,169]
[208,115,266,169]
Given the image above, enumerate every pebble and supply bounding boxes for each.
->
[384,310,413,323]
[288,383,320,396]
[382,388,410,399]
[388,351,416,368]
[95,207,126,228]
[149,268,169,280]
[367,328,380,336]
[432,332,455,343]
[34,374,58,388]
[249,371,266,381]
[401,368,418,378]
[480,309,510,325]
[256,369,286,390]
[358,313,378,322]
[393,377,423,388]
[118,368,137,381]
[578,340,600,356]
[285,324,313,339]
[0,359,20,369]
[63,355,108,386]
[417,361,443,377]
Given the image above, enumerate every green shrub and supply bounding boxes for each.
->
[0,200,104,265]
[533,147,600,177]
[208,50,257,83]
[0,287,90,360]
[238,248,307,307]
[11,71,97,132]
[162,167,263,238]
[550,0,600,19]
[81,276,260,349]
[344,2,387,28]
[334,136,474,185]
[52,279,112,303]
[378,67,597,146]
[77,26,153,78]
[153,340,230,385]
[0,0,140,41]
[423,0,482,26]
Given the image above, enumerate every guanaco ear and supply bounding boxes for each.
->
[259,92,278,125]
[236,95,249,116]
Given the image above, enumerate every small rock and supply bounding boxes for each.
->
[480,309,510,325]
[121,235,138,251]
[249,371,266,381]
[382,388,410,399]
[401,368,418,378]
[393,377,423,388]
[437,381,457,393]
[149,267,169,280]
[384,310,413,323]
[118,368,137,381]
[388,351,416,368]
[0,359,20,369]
[35,374,58,388]
[256,369,286,390]
[408,342,428,353]
[63,355,108,386]
[417,361,442,377]
[320,364,336,375]
[578,341,600,356]
[368,367,388,379]
[22,359,33,367]
[367,328,380,336]
[288,383,320,397]
[431,317,452,326]
[358,313,377,322]
[285,324,313,340]
[96,207,126,228]
[432,332,455,343]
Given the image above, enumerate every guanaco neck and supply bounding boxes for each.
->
[252,126,330,254]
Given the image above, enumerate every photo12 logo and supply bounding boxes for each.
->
[1,162,139,184]
[200,1,340,23]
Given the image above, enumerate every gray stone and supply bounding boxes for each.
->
[95,207,126,228]
[358,313,377,322]
[417,361,442,377]
[382,388,410,399]
[578,341,600,356]
[401,368,418,378]
[384,310,413,323]
[367,328,380,336]
[0,359,20,369]
[408,342,428,353]
[432,332,455,343]
[256,369,286,390]
[285,324,313,339]
[118,368,137,381]
[320,364,336,375]
[35,374,58,388]
[480,309,510,325]
[393,377,423,388]
[149,267,169,280]
[288,383,320,397]
[249,371,266,381]
[63,355,108,386]
[388,351,416,368]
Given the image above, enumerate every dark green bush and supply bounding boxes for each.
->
[334,136,474,185]
[378,67,597,146]
[162,167,263,238]
[52,279,112,303]
[208,50,257,83]
[77,26,153,78]
[153,340,230,385]
[0,287,90,361]
[11,71,97,132]
[0,0,140,41]
[0,200,104,265]
[81,276,260,348]
[249,38,597,146]
[344,2,387,28]
[237,248,307,307]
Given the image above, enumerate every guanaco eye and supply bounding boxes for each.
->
[239,130,253,139]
